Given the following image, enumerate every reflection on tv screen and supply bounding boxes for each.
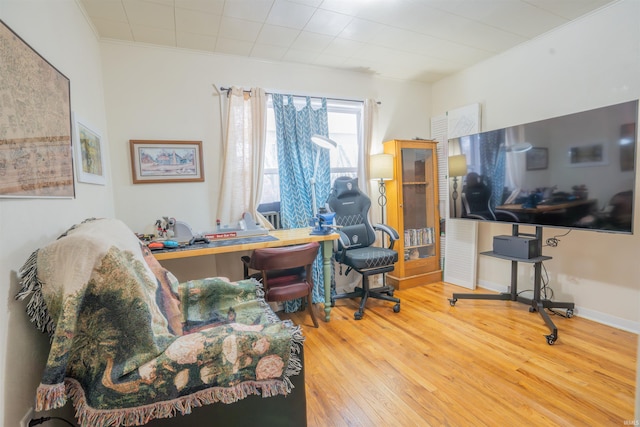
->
[447,100,638,234]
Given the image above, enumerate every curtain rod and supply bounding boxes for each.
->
[218,86,381,105]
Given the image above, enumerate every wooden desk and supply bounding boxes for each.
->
[497,198,596,214]
[154,228,339,321]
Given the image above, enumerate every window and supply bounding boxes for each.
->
[260,97,363,205]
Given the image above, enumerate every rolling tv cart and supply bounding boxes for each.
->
[448,225,574,345]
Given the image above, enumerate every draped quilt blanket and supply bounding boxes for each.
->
[17,218,303,427]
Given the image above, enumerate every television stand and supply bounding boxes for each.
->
[448,225,574,345]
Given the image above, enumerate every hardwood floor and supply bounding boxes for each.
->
[281,282,637,427]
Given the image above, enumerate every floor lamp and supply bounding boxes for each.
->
[370,153,394,228]
[370,153,394,288]
[310,134,337,215]
[448,155,468,218]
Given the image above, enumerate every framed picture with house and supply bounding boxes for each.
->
[129,140,204,184]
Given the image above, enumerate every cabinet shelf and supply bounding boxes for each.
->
[405,244,435,249]
[384,139,441,290]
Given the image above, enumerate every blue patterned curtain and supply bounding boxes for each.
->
[479,129,506,209]
[272,94,334,311]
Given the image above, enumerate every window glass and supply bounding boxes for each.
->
[260,98,362,205]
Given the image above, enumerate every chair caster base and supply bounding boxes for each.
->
[393,303,400,313]
[354,311,363,320]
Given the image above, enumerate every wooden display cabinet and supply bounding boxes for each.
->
[383,139,441,289]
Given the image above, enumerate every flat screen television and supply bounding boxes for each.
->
[447,100,638,234]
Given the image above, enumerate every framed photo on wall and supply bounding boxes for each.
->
[567,143,608,167]
[73,113,106,185]
[526,147,548,171]
[130,140,204,184]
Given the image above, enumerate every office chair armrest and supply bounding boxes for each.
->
[332,229,352,264]
[374,223,399,249]
[463,214,489,220]
[494,209,520,222]
[335,229,352,248]
[374,224,399,241]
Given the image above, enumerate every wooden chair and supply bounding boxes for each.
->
[242,242,320,327]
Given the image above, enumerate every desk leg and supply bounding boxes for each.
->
[322,240,333,322]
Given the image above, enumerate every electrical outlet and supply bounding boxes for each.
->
[19,407,34,427]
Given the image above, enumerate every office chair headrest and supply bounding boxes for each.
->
[333,176,360,198]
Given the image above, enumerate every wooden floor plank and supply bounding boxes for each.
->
[281,282,637,426]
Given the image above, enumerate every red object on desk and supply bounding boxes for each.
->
[205,232,238,240]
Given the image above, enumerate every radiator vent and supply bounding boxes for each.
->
[262,211,282,229]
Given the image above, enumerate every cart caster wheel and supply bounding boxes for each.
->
[449,298,457,306]
[545,334,556,345]
[354,311,363,320]
[393,303,400,313]
[566,309,574,318]
[529,306,536,313]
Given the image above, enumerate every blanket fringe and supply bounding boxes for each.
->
[251,278,305,392]
[16,249,56,338]
[66,375,296,427]
[35,383,67,411]
[15,218,100,338]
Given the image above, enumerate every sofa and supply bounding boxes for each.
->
[17,218,307,427]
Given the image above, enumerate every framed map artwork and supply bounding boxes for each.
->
[0,19,74,198]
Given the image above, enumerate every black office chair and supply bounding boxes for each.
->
[326,176,400,320]
[461,172,519,222]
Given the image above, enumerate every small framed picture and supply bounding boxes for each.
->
[568,143,608,167]
[74,114,106,185]
[129,140,204,184]
[526,147,548,171]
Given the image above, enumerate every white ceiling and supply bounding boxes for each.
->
[80,0,616,83]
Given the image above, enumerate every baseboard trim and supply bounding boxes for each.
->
[476,281,639,334]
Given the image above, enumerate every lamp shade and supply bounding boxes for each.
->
[448,154,468,177]
[505,142,533,153]
[370,153,394,180]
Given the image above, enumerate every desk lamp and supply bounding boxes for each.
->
[370,153,394,223]
[310,134,337,216]
[448,154,468,218]
[505,142,532,153]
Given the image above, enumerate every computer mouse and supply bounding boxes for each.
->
[163,240,179,248]
[148,241,164,250]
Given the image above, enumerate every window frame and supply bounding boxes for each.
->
[260,97,363,206]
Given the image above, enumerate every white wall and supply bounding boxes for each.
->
[434,1,640,416]
[0,3,431,423]
[100,42,432,281]
[433,0,640,331]
[0,0,113,425]
[3,0,638,424]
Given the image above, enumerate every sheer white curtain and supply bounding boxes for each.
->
[505,125,526,197]
[217,87,267,227]
[360,98,378,199]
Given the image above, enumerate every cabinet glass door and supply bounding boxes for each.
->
[400,147,436,262]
